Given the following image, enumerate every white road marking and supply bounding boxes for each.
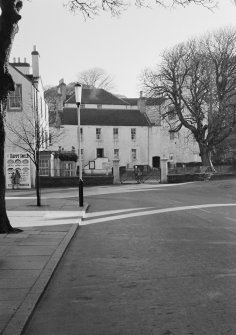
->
[170,200,183,204]
[81,203,236,226]
[199,209,211,213]
[84,207,155,218]
[225,217,236,223]
[6,197,36,200]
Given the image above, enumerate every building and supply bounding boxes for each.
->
[48,82,199,176]
[5,46,49,188]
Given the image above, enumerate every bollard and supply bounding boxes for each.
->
[79,179,84,207]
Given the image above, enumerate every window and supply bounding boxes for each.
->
[97,148,104,158]
[96,128,102,140]
[131,149,137,160]
[113,128,119,140]
[9,84,22,109]
[114,149,119,158]
[39,159,50,176]
[131,128,136,140]
[64,163,73,177]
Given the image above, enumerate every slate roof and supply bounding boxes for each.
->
[66,88,128,106]
[61,108,151,126]
[9,64,33,84]
[122,98,139,106]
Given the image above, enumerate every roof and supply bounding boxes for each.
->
[61,108,151,126]
[122,98,139,106]
[65,88,129,106]
[9,64,33,84]
[9,62,30,67]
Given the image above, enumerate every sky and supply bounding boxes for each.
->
[10,0,236,97]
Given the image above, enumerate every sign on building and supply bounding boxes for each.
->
[6,153,31,189]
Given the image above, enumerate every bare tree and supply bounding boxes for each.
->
[77,67,115,91]
[143,27,236,170]
[6,110,49,206]
[0,0,220,233]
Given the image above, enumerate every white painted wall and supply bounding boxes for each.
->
[5,65,49,188]
[49,125,150,168]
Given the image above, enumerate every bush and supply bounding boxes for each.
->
[54,152,78,162]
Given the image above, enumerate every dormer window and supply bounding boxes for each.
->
[8,84,22,110]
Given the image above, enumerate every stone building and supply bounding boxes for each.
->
[5,46,49,188]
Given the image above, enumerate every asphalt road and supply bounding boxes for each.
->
[22,180,236,335]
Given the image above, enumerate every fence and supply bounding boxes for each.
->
[120,166,160,184]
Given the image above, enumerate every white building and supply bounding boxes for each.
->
[49,84,199,175]
[5,46,49,188]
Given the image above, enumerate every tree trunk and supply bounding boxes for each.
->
[199,143,215,172]
[0,103,21,233]
[0,1,23,233]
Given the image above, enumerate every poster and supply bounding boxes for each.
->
[6,152,31,189]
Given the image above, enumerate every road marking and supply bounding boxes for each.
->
[225,217,236,223]
[81,203,236,226]
[199,209,211,213]
[85,207,155,218]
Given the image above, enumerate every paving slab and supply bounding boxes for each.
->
[0,191,88,335]
[0,224,78,335]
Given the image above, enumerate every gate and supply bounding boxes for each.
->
[120,166,160,184]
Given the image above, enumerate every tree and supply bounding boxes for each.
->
[0,0,220,233]
[6,109,56,206]
[143,28,236,170]
[77,67,115,91]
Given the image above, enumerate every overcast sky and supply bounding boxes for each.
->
[11,0,236,97]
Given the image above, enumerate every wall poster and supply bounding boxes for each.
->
[6,152,31,189]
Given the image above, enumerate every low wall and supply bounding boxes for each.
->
[40,175,114,188]
[168,173,236,183]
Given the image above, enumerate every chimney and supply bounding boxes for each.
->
[12,56,30,75]
[57,78,67,101]
[138,90,146,114]
[31,45,40,79]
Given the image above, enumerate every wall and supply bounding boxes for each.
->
[149,125,199,164]
[5,65,49,188]
[40,175,113,187]
[49,124,150,169]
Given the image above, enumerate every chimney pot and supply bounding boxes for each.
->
[18,57,20,63]
[13,58,16,63]
[140,91,143,98]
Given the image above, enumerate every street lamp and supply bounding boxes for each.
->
[75,83,83,207]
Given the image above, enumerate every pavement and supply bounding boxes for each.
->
[0,189,88,335]
[2,181,236,334]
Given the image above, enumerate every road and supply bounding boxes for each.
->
[12,180,236,334]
